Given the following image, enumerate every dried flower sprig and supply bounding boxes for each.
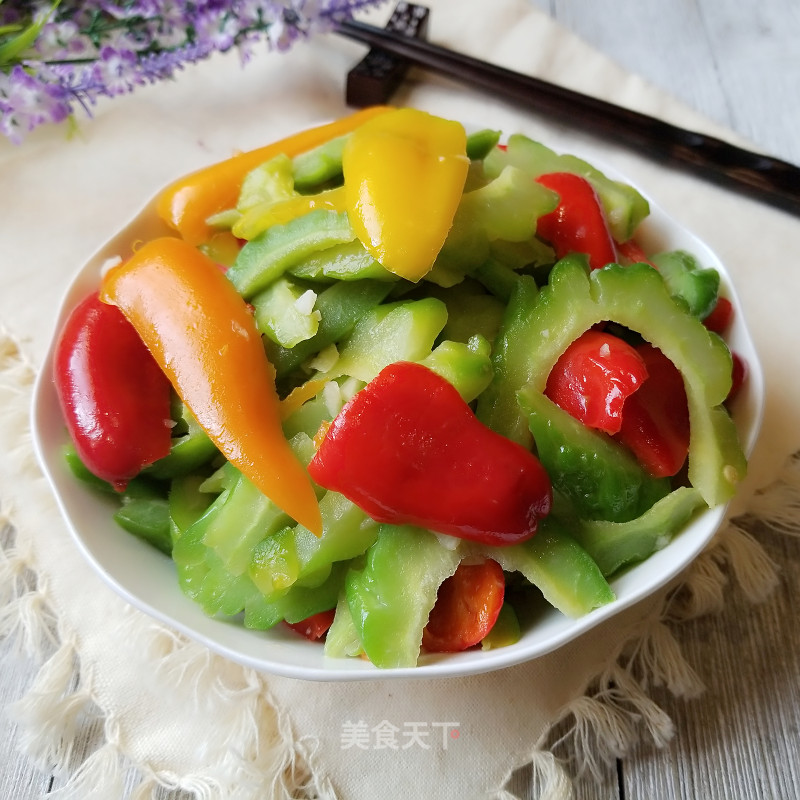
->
[0,0,383,143]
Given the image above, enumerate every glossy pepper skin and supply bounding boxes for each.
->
[53,292,172,490]
[308,361,552,546]
[422,559,505,652]
[511,255,746,508]
[519,384,670,522]
[614,343,690,478]
[100,236,322,535]
[156,106,392,246]
[285,609,336,641]
[545,329,649,435]
[535,172,618,269]
[342,107,469,281]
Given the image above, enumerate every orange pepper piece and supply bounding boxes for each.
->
[157,106,392,246]
[100,236,322,535]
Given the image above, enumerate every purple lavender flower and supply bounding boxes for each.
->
[0,65,72,144]
[0,0,386,142]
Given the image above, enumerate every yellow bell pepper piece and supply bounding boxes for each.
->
[232,185,347,241]
[156,106,392,246]
[279,378,328,420]
[100,237,322,536]
[342,108,469,282]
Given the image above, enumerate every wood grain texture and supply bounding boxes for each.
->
[694,0,800,166]
[530,0,800,167]
[621,524,800,800]
[525,3,800,797]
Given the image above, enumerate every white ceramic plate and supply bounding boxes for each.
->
[31,140,764,681]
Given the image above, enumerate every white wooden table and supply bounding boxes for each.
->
[2,1,799,797]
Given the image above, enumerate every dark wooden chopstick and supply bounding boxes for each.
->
[335,18,800,218]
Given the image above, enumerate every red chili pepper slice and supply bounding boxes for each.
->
[53,292,173,489]
[285,609,336,641]
[614,343,690,478]
[545,330,649,435]
[535,172,618,269]
[422,560,505,653]
[308,361,552,546]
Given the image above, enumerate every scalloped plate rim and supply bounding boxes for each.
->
[30,134,765,682]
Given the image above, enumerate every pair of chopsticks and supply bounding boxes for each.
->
[335,18,800,218]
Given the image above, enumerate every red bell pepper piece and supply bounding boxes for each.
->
[701,297,746,404]
[727,352,747,405]
[702,295,734,334]
[285,609,336,641]
[535,172,618,269]
[544,330,649,435]
[616,237,655,267]
[53,292,173,489]
[308,362,552,547]
[422,560,505,652]
[614,343,690,478]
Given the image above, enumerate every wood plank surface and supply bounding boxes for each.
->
[621,523,800,800]
[525,3,800,797]
[531,0,800,167]
[3,2,800,799]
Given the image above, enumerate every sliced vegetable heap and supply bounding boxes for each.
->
[53,107,748,668]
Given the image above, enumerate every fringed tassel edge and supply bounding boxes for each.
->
[2,564,322,800]
[504,459,799,800]
[2,323,799,800]
[747,451,800,539]
[499,605,713,799]
[1,330,321,800]
[0,535,58,662]
[6,639,93,776]
[2,574,325,800]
